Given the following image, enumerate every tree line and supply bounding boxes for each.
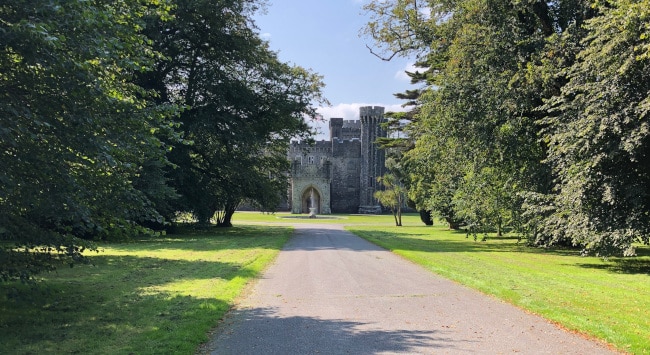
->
[0,0,326,282]
[365,0,650,256]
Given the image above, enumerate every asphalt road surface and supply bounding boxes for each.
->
[201,224,616,354]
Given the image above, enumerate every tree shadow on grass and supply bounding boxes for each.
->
[353,227,650,277]
[107,225,293,253]
[349,229,521,254]
[556,246,650,275]
[202,307,470,354]
[0,255,260,354]
[572,258,650,275]
[166,224,292,237]
[349,228,613,258]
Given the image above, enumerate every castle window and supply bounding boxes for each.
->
[295,156,302,165]
[308,156,315,164]
[320,156,325,165]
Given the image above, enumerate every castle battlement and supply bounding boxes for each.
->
[330,119,361,141]
[289,140,331,154]
[290,140,330,147]
[359,106,385,117]
[332,137,361,142]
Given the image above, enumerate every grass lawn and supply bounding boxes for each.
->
[3,212,648,354]
[231,210,415,225]
[0,225,292,354]
[347,221,650,354]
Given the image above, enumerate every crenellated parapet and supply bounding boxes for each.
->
[359,106,385,120]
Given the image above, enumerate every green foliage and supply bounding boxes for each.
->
[453,166,516,238]
[0,0,179,281]
[412,0,554,238]
[0,0,324,281]
[374,174,406,226]
[403,133,465,229]
[418,209,434,225]
[537,0,650,256]
[363,0,650,255]
[363,0,441,61]
[139,0,327,227]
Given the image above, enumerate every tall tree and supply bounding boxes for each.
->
[363,0,601,242]
[139,0,327,226]
[0,0,178,281]
[535,0,650,255]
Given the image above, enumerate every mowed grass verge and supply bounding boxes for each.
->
[231,210,419,225]
[0,225,292,354]
[346,223,650,354]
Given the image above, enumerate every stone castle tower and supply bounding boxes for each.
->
[359,106,386,213]
[288,106,386,214]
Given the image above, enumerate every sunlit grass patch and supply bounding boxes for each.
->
[233,210,424,225]
[0,225,291,354]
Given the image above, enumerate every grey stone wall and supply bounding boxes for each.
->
[340,120,361,140]
[359,106,386,213]
[330,139,361,213]
[288,141,332,214]
[329,117,343,140]
[290,175,331,214]
[329,118,361,141]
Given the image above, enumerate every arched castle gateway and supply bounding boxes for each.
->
[288,106,386,214]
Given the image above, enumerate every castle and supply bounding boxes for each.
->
[288,106,387,214]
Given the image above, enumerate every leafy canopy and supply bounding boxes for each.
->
[363,0,650,255]
[0,0,179,281]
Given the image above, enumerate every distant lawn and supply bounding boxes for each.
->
[0,225,291,355]
[232,210,423,225]
[347,223,650,354]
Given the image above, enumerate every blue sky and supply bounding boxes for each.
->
[253,0,417,138]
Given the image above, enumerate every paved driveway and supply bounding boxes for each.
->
[202,224,616,354]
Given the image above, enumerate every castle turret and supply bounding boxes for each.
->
[359,106,386,213]
[329,117,343,140]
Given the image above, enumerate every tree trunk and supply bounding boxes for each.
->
[446,217,462,230]
[216,202,237,228]
[396,205,402,226]
[196,207,215,226]
[419,209,434,225]
[217,214,233,228]
[391,207,399,226]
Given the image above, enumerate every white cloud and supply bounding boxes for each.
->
[306,103,407,140]
[395,62,421,81]
[260,32,272,40]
